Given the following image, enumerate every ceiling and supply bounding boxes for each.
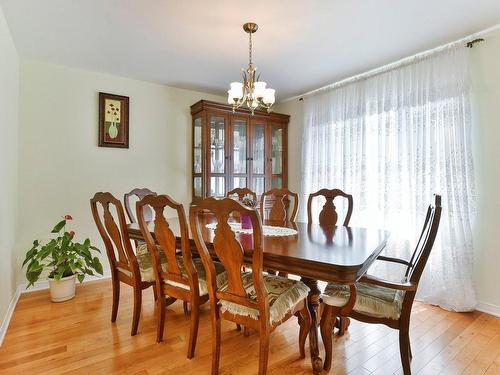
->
[2,0,500,99]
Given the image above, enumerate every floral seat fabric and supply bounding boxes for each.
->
[321,281,405,320]
[118,244,226,295]
[218,273,310,324]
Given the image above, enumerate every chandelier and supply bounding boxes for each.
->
[227,22,275,114]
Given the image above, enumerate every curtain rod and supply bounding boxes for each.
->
[286,23,500,103]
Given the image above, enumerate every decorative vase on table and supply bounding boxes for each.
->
[240,193,257,230]
[240,213,253,229]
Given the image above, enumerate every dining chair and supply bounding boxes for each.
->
[260,188,299,277]
[260,188,299,222]
[319,195,442,374]
[124,187,157,224]
[308,188,353,333]
[307,188,353,226]
[136,194,226,358]
[189,197,312,375]
[226,187,257,201]
[90,192,163,336]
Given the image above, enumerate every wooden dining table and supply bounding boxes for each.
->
[127,218,389,374]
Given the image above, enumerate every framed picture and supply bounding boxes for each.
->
[98,92,129,148]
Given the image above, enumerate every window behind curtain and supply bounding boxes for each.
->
[301,46,476,311]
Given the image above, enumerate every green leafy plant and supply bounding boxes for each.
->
[22,215,103,288]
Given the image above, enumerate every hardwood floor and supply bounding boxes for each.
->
[0,280,499,374]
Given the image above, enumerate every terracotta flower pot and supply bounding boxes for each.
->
[48,274,76,302]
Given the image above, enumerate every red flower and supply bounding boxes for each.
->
[69,230,75,238]
[64,214,73,220]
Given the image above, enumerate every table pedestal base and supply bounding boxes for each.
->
[301,277,323,374]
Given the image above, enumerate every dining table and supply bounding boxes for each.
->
[127,217,389,374]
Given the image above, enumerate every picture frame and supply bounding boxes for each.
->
[98,92,129,148]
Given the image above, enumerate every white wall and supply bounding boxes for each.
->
[470,29,500,311]
[275,29,500,311]
[0,5,18,325]
[15,60,223,282]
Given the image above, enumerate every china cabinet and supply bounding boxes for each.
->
[190,100,289,201]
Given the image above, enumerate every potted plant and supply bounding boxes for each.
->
[22,215,103,302]
[240,194,258,229]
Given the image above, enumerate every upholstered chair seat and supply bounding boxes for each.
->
[322,280,405,320]
[126,243,226,291]
[219,273,310,324]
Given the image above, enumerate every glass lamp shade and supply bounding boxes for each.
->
[263,88,275,105]
[227,90,234,104]
[253,81,267,99]
[229,82,244,99]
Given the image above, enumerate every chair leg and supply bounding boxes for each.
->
[399,323,412,375]
[244,326,251,337]
[111,276,120,323]
[152,285,158,302]
[156,294,166,343]
[187,299,200,359]
[183,301,189,316]
[298,303,312,358]
[210,306,221,375]
[258,322,270,375]
[338,317,349,335]
[320,305,335,371]
[236,323,242,331]
[131,286,142,336]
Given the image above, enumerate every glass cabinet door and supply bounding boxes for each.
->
[231,119,248,189]
[192,116,203,199]
[209,115,226,197]
[251,123,266,196]
[271,124,284,188]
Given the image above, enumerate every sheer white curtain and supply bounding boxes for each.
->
[301,46,476,311]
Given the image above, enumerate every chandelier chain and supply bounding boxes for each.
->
[249,31,252,66]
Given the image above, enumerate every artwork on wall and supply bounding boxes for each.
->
[98,92,129,148]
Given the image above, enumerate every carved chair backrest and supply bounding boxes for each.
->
[136,194,196,293]
[227,187,257,201]
[260,188,299,222]
[124,188,157,223]
[189,198,268,318]
[405,194,442,284]
[307,188,353,226]
[90,192,138,278]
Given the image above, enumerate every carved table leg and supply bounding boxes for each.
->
[301,277,323,374]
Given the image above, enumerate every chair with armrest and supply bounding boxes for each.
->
[319,194,442,374]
